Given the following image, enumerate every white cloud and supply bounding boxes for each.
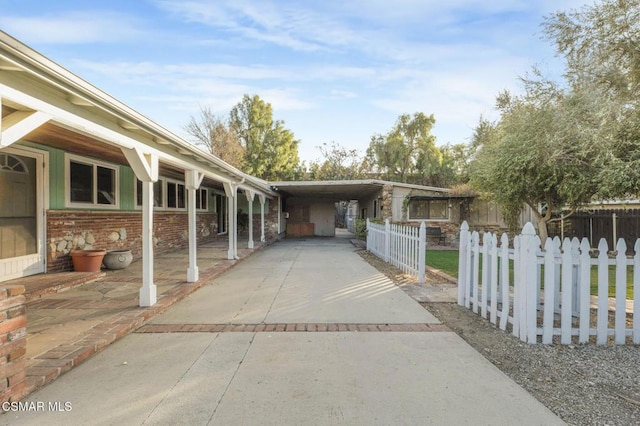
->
[0,11,145,44]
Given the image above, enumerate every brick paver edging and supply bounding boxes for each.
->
[23,244,267,400]
[136,323,451,333]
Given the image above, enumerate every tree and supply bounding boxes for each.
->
[469,82,606,241]
[543,0,640,198]
[230,94,300,181]
[183,107,244,169]
[308,142,370,181]
[543,0,640,102]
[366,112,441,184]
[469,0,640,240]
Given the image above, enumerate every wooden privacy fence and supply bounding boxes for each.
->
[366,219,426,283]
[457,221,640,345]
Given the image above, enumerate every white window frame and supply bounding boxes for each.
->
[165,178,186,210]
[195,187,209,211]
[407,198,450,221]
[134,178,165,210]
[65,153,119,209]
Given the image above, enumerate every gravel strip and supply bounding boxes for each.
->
[358,249,640,426]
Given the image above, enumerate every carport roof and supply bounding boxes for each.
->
[269,179,452,201]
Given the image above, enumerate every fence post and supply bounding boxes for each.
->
[366,218,371,251]
[458,221,469,306]
[519,222,538,343]
[418,222,426,284]
[384,219,390,263]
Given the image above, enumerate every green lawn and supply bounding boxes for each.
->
[426,250,634,299]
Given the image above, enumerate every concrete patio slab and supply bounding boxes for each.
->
[4,331,562,426]
[152,239,438,325]
[4,237,564,425]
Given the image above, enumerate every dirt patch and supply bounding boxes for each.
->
[358,249,640,426]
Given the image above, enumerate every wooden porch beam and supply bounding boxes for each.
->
[0,98,51,148]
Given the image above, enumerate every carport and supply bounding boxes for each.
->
[271,180,387,237]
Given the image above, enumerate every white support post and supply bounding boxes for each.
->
[223,182,238,260]
[186,170,204,282]
[121,147,158,307]
[245,190,255,249]
[140,180,156,307]
[259,194,266,242]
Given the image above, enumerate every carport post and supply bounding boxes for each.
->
[259,194,266,242]
[224,182,238,260]
[245,190,255,249]
[186,170,204,282]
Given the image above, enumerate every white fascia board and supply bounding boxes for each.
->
[0,33,275,198]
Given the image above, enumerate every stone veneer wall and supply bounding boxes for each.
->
[0,284,27,403]
[381,184,393,221]
[46,211,219,273]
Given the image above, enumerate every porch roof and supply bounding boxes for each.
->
[0,31,274,198]
[270,179,452,201]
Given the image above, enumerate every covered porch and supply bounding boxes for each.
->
[0,31,278,307]
[6,238,266,398]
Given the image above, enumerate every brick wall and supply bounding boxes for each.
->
[46,211,219,273]
[0,285,27,403]
[46,202,281,273]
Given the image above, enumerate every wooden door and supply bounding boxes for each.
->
[0,149,45,281]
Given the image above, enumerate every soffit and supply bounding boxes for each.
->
[272,181,383,201]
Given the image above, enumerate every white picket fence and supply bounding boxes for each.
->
[458,221,640,345]
[366,219,426,283]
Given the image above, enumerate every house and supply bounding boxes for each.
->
[273,180,474,243]
[0,31,282,306]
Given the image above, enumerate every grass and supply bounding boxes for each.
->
[426,250,634,299]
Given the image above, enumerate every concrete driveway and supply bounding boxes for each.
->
[3,238,563,425]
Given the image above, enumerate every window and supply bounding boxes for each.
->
[166,180,186,209]
[67,155,118,208]
[136,179,164,208]
[195,188,208,210]
[0,154,28,173]
[408,198,449,220]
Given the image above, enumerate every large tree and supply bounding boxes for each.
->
[469,82,606,241]
[543,0,640,198]
[470,0,640,240]
[230,94,300,181]
[183,107,244,169]
[366,112,443,184]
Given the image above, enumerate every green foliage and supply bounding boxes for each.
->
[469,82,604,238]
[307,142,370,180]
[230,94,300,181]
[183,107,244,169]
[468,0,640,241]
[354,219,368,241]
[367,112,444,185]
[542,0,640,199]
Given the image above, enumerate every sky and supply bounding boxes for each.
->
[0,0,593,163]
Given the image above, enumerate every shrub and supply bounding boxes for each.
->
[354,219,368,240]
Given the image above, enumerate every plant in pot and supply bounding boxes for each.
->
[70,249,107,272]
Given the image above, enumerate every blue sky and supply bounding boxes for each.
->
[0,0,590,163]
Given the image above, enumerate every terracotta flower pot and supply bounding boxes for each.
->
[70,249,107,272]
[103,249,133,270]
